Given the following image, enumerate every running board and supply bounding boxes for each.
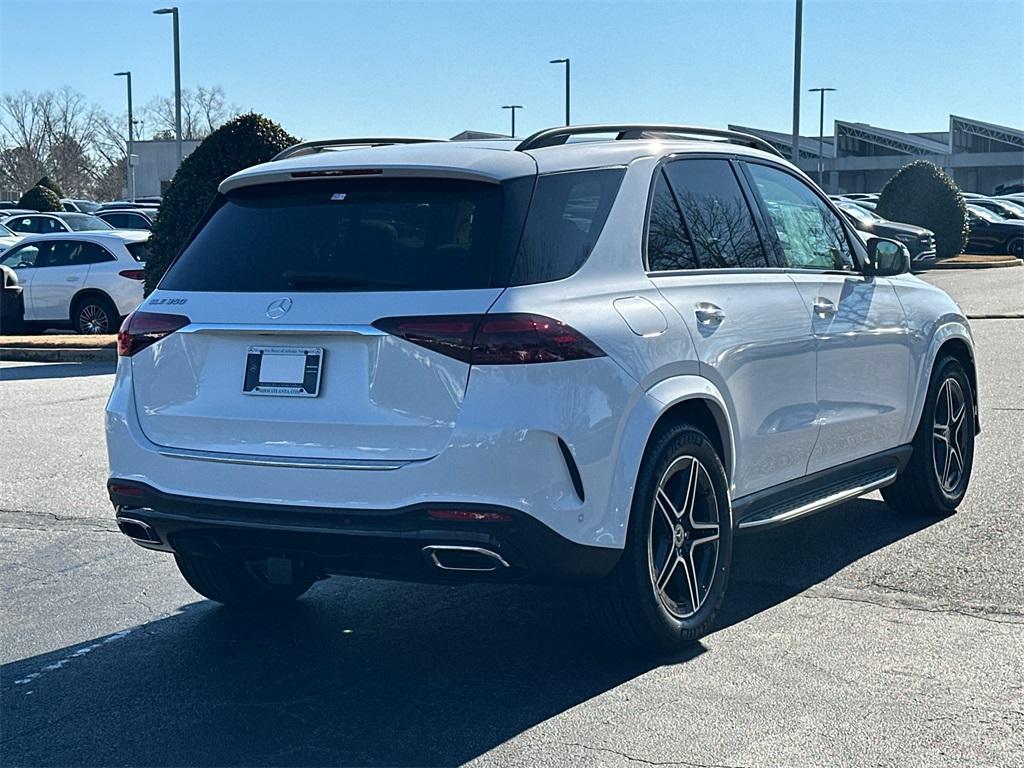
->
[737,467,898,531]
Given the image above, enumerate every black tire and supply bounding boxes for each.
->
[882,355,975,516]
[71,294,118,335]
[588,423,733,653]
[1007,237,1023,260]
[174,554,314,607]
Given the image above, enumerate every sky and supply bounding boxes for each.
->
[1,0,1022,142]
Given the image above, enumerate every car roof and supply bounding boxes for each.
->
[221,134,797,193]
[99,208,153,216]
[13,231,150,245]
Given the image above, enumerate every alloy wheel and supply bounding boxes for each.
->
[78,304,109,334]
[647,455,720,619]
[933,377,967,493]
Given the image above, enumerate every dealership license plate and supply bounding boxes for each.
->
[243,347,323,397]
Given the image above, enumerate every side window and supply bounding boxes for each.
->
[646,170,699,271]
[35,241,79,268]
[43,217,66,233]
[509,168,625,285]
[12,217,38,233]
[78,242,116,264]
[745,163,856,271]
[663,159,768,269]
[0,244,40,268]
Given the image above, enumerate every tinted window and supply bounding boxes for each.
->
[646,170,699,272]
[663,159,768,269]
[7,217,39,233]
[42,217,66,233]
[35,241,82,268]
[161,178,521,293]
[746,163,855,271]
[78,242,115,264]
[126,241,152,262]
[1,244,40,268]
[104,212,151,229]
[508,168,625,284]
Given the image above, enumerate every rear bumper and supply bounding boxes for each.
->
[108,480,621,584]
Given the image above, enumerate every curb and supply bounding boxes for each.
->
[0,346,117,363]
[931,258,1021,270]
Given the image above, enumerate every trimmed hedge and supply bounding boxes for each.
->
[35,175,64,197]
[876,160,968,259]
[144,113,297,294]
[17,184,63,212]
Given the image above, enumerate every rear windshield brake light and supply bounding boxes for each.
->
[372,313,605,365]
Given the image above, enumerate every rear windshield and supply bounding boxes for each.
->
[63,214,113,231]
[160,170,625,293]
[161,178,521,292]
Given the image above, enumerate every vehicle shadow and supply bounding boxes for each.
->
[0,360,116,380]
[1,497,939,767]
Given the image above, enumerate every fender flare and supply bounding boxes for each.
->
[908,318,977,436]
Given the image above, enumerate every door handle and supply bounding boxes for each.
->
[694,302,726,326]
[66,276,80,282]
[813,297,837,317]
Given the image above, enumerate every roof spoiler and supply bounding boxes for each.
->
[272,137,447,162]
[515,124,785,158]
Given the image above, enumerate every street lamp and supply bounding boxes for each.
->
[791,0,803,163]
[808,86,836,188]
[502,105,523,138]
[153,7,182,165]
[549,58,570,126]
[114,71,135,202]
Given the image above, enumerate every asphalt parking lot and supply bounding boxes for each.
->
[1,269,1022,768]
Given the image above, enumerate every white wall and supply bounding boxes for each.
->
[133,139,201,197]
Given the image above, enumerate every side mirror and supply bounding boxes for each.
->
[866,237,911,276]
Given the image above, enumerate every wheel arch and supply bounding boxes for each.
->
[910,322,980,439]
[936,336,980,434]
[69,287,117,321]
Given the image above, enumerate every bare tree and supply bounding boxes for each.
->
[143,85,237,141]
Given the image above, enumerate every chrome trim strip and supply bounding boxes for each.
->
[422,545,510,572]
[178,323,387,336]
[737,469,898,530]
[156,445,409,471]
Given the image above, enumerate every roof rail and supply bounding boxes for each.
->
[272,137,446,162]
[514,124,785,158]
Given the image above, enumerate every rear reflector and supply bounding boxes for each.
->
[427,509,513,522]
[118,269,146,280]
[108,482,144,497]
[372,313,605,365]
[117,311,191,357]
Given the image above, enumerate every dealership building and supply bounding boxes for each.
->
[731,115,1024,196]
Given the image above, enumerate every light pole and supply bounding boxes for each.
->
[549,58,570,126]
[791,0,803,164]
[154,7,182,165]
[114,71,134,202]
[808,87,836,189]
[502,105,523,137]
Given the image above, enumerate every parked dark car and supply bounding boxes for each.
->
[834,201,937,269]
[971,198,1024,221]
[966,205,1024,258]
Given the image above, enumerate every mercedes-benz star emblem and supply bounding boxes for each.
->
[266,297,293,319]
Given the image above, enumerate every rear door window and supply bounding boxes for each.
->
[78,243,116,264]
[663,159,769,269]
[160,178,523,293]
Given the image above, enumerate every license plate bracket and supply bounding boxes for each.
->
[243,346,323,397]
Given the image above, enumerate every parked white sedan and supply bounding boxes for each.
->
[0,231,150,333]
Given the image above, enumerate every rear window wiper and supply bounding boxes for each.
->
[283,271,408,290]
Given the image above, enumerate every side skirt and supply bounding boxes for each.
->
[733,445,912,533]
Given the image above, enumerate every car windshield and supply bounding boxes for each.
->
[62,213,114,231]
[968,205,1004,223]
[72,200,101,214]
[0,222,14,237]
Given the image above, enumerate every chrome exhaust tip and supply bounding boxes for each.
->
[116,516,161,544]
[422,545,510,573]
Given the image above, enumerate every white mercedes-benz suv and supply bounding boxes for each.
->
[106,125,978,650]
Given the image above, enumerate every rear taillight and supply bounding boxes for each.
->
[119,269,146,280]
[117,311,190,357]
[372,313,605,365]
